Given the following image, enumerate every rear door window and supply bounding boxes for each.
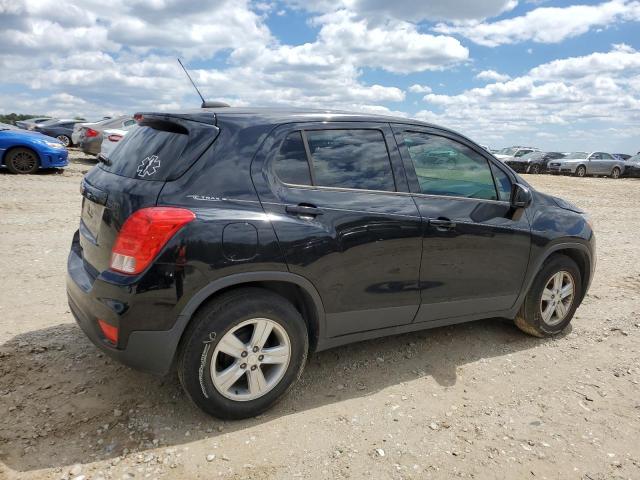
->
[305,129,395,191]
[99,119,218,181]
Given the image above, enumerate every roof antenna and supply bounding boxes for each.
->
[177,58,229,109]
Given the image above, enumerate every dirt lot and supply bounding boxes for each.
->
[1,152,639,480]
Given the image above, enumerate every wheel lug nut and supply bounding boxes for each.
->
[258,355,264,361]
[241,351,248,358]
[240,363,247,369]
[252,346,259,353]
[250,365,257,371]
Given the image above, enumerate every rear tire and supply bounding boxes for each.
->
[611,167,621,179]
[575,165,586,177]
[56,135,71,147]
[514,255,582,338]
[530,164,540,174]
[4,148,39,174]
[177,288,308,419]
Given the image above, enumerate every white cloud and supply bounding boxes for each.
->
[475,70,511,82]
[287,0,517,21]
[435,0,640,47]
[308,10,469,74]
[417,45,640,150]
[409,84,433,94]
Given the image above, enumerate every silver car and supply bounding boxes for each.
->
[547,151,626,178]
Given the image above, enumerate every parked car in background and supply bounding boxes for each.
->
[71,117,114,145]
[1,122,68,173]
[505,151,565,174]
[67,106,595,419]
[613,153,631,161]
[494,146,539,162]
[34,119,78,147]
[79,116,136,155]
[15,117,53,130]
[99,124,137,158]
[548,152,625,178]
[622,153,640,177]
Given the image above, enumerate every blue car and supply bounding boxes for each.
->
[0,122,68,174]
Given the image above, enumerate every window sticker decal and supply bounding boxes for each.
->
[137,155,161,177]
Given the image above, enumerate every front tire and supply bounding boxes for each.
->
[178,288,308,419]
[514,255,582,338]
[575,165,587,177]
[530,164,540,174]
[5,147,40,174]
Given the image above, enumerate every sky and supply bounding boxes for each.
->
[1,0,639,152]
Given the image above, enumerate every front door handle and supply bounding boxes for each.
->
[429,218,456,230]
[286,204,323,217]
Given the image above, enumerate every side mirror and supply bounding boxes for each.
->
[511,183,532,208]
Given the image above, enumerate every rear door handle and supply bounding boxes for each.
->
[285,204,323,217]
[429,218,456,230]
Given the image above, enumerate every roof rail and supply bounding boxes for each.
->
[201,101,230,108]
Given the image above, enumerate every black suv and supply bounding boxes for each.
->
[67,107,595,419]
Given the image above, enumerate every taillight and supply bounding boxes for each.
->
[107,134,123,142]
[98,319,118,345]
[86,128,99,137]
[110,207,195,274]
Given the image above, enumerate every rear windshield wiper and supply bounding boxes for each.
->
[97,153,112,166]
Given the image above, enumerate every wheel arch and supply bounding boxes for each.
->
[177,272,326,354]
[523,242,593,307]
[1,145,42,166]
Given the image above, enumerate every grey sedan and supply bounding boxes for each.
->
[547,151,626,178]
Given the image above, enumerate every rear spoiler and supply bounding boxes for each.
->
[133,111,217,126]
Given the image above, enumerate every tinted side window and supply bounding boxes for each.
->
[273,132,312,185]
[306,129,395,191]
[403,132,498,200]
[491,164,512,201]
[600,153,613,160]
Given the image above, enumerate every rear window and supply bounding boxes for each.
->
[306,129,396,192]
[99,119,218,181]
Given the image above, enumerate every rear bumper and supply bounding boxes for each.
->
[81,137,101,155]
[66,231,181,375]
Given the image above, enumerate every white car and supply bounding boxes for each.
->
[494,146,539,162]
[547,151,626,178]
[99,125,136,158]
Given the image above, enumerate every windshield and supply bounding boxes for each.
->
[566,152,588,159]
[629,154,640,163]
[497,147,518,155]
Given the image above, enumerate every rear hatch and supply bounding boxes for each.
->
[79,113,219,274]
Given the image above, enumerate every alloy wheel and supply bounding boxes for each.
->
[611,168,620,179]
[11,151,37,173]
[539,271,575,326]
[211,318,291,401]
[56,135,70,147]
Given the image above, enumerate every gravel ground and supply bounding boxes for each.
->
[0,151,639,480]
